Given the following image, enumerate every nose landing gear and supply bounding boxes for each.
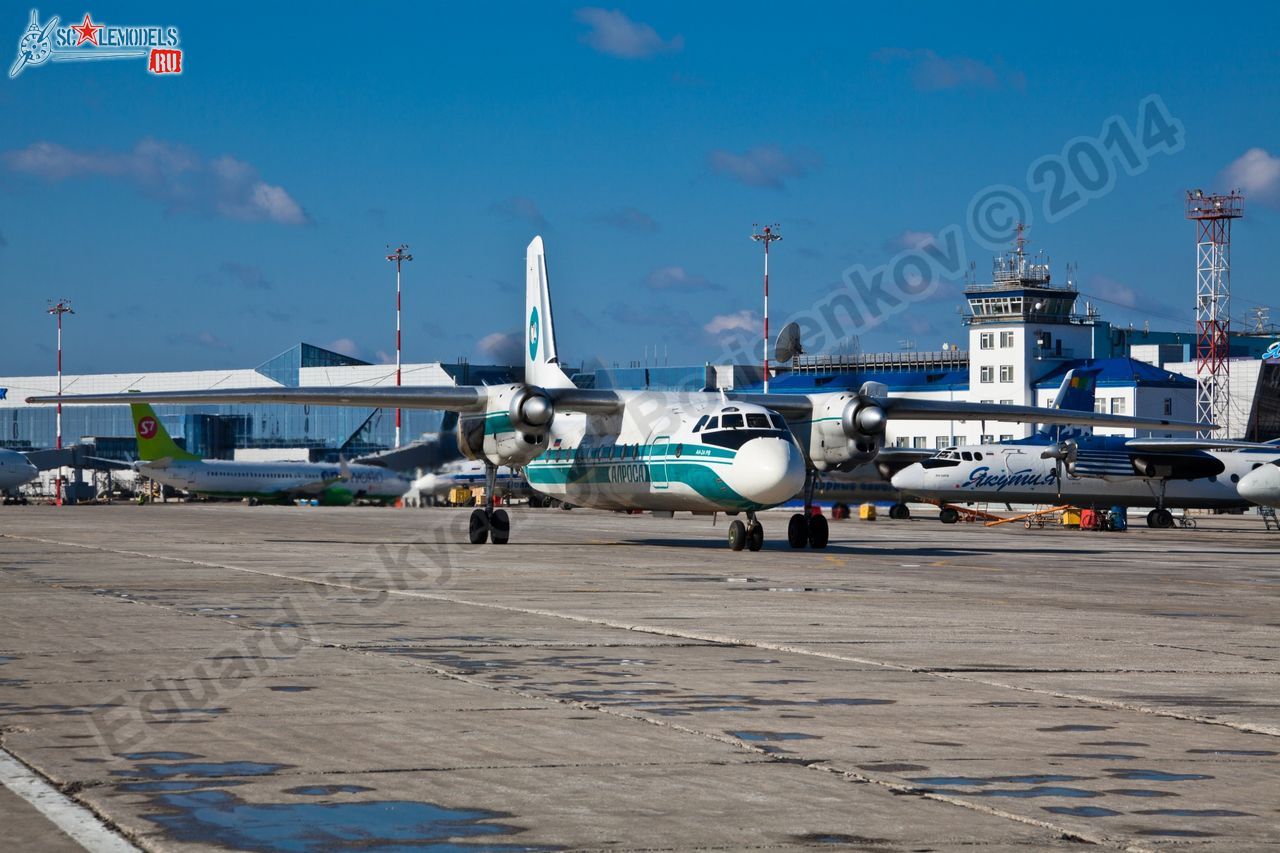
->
[728,513,765,551]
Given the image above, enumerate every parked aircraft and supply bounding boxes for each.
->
[892,429,1280,527]
[126,403,410,505]
[34,237,1201,549]
[0,449,38,493]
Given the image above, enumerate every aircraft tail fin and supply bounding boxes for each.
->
[1040,368,1099,440]
[525,236,575,389]
[130,403,200,462]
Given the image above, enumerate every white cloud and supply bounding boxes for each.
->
[704,310,759,336]
[327,338,362,358]
[885,229,937,252]
[574,8,683,59]
[2,139,309,225]
[1221,147,1280,205]
[598,206,659,232]
[477,331,523,365]
[873,48,1026,92]
[708,145,819,189]
[644,265,719,291]
[489,196,548,229]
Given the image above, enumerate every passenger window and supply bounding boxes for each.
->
[722,414,744,429]
[746,413,769,428]
[961,451,973,461]
[692,415,708,433]
[705,416,719,431]
[675,444,683,458]
[974,452,983,461]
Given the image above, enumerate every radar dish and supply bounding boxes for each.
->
[774,321,803,363]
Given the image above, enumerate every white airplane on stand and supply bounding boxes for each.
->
[34,237,1202,550]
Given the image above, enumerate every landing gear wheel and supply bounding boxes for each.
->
[787,513,809,549]
[808,513,829,549]
[889,502,911,520]
[746,521,764,552]
[939,507,960,525]
[490,509,510,544]
[728,519,748,551]
[468,508,489,544]
[1146,509,1157,528]
[1153,508,1174,529]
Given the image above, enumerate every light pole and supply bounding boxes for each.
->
[47,299,74,506]
[751,225,781,393]
[386,244,413,448]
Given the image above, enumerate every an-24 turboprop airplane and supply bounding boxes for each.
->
[32,237,1204,550]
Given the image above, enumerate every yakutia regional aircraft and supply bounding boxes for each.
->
[127,403,410,505]
[891,406,1280,527]
[35,237,1201,550]
[0,449,38,493]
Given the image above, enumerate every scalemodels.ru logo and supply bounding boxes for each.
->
[9,9,182,79]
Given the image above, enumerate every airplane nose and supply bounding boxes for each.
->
[890,464,921,491]
[731,437,806,506]
[1238,463,1280,507]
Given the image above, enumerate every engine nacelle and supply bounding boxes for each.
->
[807,386,887,470]
[455,384,551,468]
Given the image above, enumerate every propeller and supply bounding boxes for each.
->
[1039,439,1077,499]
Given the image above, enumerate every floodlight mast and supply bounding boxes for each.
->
[386,244,413,448]
[751,225,781,393]
[47,299,74,506]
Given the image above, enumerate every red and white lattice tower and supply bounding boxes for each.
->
[1185,190,1243,437]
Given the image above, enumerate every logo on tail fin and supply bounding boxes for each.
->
[529,307,540,361]
[137,416,158,438]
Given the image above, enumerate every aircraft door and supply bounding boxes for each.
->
[652,436,670,490]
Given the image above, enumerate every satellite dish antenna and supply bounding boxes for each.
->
[775,321,803,363]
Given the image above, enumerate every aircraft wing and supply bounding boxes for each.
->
[1124,438,1280,452]
[876,396,1209,432]
[27,386,490,411]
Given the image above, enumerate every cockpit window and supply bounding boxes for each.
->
[721,413,744,429]
[692,415,709,433]
[974,452,983,461]
[961,451,974,461]
[705,416,719,431]
[746,413,770,428]
[769,413,787,429]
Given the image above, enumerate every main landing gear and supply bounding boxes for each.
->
[1144,480,1174,529]
[727,512,765,552]
[468,464,510,545]
[786,471,829,549]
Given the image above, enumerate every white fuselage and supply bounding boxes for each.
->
[0,449,38,492]
[140,459,410,503]
[413,462,526,498]
[892,444,1280,509]
[522,399,806,513]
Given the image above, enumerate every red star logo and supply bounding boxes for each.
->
[71,13,103,47]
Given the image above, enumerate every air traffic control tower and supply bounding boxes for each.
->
[963,227,1104,411]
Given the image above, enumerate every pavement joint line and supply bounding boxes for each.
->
[0,532,1266,851]
[0,747,140,853]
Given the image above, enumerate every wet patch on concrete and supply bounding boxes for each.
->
[1037,724,1113,733]
[973,787,1101,799]
[267,686,316,693]
[857,763,929,772]
[1081,741,1147,747]
[1048,753,1139,760]
[119,780,249,793]
[1134,828,1218,838]
[1042,806,1121,817]
[140,790,546,851]
[1104,789,1180,798]
[1186,748,1277,756]
[114,761,291,779]
[727,730,818,742]
[1134,808,1253,817]
[284,785,377,796]
[120,752,203,761]
[1103,769,1213,782]
[793,833,890,845]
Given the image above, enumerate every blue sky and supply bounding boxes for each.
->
[2,3,1278,377]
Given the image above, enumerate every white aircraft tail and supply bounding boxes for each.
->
[525,236,575,388]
